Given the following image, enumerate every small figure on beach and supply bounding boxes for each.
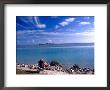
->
[38,59,45,69]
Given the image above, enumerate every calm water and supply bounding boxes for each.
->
[16,46,94,68]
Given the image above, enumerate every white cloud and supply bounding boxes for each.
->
[75,32,81,35]
[79,22,91,25]
[59,21,69,26]
[34,16,46,28]
[75,31,94,36]
[37,24,46,28]
[59,17,75,26]
[65,18,75,22]
[82,31,94,36]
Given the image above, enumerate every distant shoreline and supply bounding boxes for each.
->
[17,43,94,48]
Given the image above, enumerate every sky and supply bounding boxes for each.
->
[16,16,94,45]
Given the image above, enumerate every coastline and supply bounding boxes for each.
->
[16,60,94,75]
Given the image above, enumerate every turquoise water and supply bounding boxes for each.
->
[16,46,94,68]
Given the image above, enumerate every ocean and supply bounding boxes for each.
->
[16,46,94,69]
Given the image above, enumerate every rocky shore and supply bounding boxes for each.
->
[16,59,94,75]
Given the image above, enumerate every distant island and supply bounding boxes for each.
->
[17,43,94,48]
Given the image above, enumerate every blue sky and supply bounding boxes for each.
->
[16,16,94,45]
